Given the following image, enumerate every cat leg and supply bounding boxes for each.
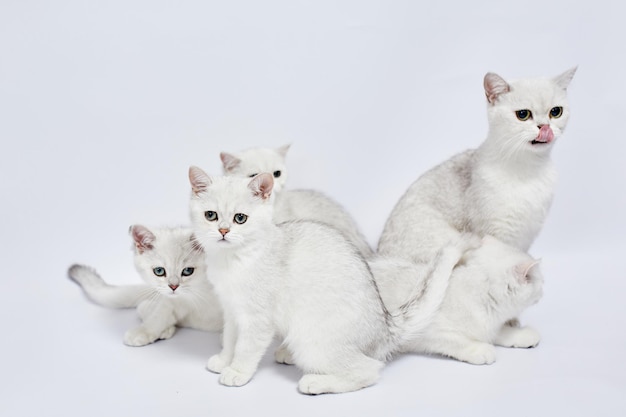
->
[495,324,540,348]
[274,342,294,365]
[298,353,383,395]
[124,300,177,346]
[207,318,236,373]
[219,324,274,387]
[421,333,497,365]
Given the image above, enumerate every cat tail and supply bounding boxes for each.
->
[68,264,151,308]
[388,234,480,350]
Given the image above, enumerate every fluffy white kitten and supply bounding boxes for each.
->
[374,236,543,365]
[378,68,577,263]
[68,225,222,346]
[188,167,471,394]
[220,145,374,256]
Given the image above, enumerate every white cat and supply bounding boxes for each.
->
[373,236,543,365]
[378,68,577,263]
[188,167,471,394]
[68,225,223,346]
[220,145,374,257]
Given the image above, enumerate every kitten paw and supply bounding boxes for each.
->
[274,345,295,365]
[207,354,228,373]
[219,366,253,387]
[123,327,155,347]
[159,326,176,341]
[456,343,496,365]
[496,326,540,348]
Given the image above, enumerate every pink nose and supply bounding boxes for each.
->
[219,228,229,237]
[169,284,179,291]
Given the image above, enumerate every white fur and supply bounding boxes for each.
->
[378,68,577,262]
[220,145,373,256]
[188,168,470,394]
[68,226,222,346]
[376,236,543,365]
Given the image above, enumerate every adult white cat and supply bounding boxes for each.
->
[188,167,471,394]
[68,225,222,346]
[220,145,373,257]
[378,68,577,263]
[373,236,543,365]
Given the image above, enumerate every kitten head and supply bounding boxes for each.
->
[220,144,290,193]
[464,236,544,315]
[189,166,275,252]
[130,225,206,296]
[483,67,576,158]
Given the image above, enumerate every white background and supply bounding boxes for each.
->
[2,1,625,416]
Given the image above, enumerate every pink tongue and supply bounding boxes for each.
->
[536,125,554,143]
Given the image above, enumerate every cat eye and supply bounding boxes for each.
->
[205,211,218,221]
[549,106,563,118]
[181,267,195,277]
[233,213,248,224]
[153,267,166,277]
[515,109,532,121]
[273,170,281,178]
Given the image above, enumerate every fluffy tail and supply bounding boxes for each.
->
[68,264,150,308]
[385,234,479,351]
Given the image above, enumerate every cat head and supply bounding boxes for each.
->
[220,144,290,193]
[188,166,275,252]
[483,67,576,158]
[464,236,544,313]
[130,225,206,296]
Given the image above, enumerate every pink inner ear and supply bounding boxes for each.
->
[190,235,204,253]
[131,225,155,254]
[248,172,274,200]
[484,72,510,104]
[189,166,212,194]
[220,152,241,172]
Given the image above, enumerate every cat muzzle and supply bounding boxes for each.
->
[531,125,554,145]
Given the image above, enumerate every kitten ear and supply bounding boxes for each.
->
[189,234,204,253]
[130,225,156,254]
[248,173,274,200]
[189,166,212,195]
[220,152,241,173]
[484,72,511,104]
[277,144,291,158]
[553,66,577,90]
[514,259,541,283]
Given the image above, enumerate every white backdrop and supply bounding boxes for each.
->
[1,1,625,416]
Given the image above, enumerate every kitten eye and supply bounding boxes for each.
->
[248,173,258,178]
[273,170,281,178]
[233,213,248,224]
[153,267,166,277]
[549,106,563,118]
[515,110,532,121]
[205,211,218,221]
[181,267,195,277]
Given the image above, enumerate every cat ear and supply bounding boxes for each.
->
[130,225,156,254]
[220,152,241,172]
[189,166,212,195]
[248,173,274,200]
[189,234,204,253]
[514,259,541,283]
[277,144,291,158]
[553,66,577,90]
[484,72,511,104]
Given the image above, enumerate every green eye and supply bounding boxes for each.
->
[549,106,563,118]
[234,213,248,224]
[153,267,166,277]
[205,211,218,221]
[515,110,532,121]
[181,267,194,277]
[273,170,281,178]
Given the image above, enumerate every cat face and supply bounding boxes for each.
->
[220,145,290,193]
[484,68,576,157]
[189,167,274,251]
[130,225,206,296]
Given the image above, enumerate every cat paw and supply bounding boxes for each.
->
[159,326,176,341]
[456,343,497,365]
[298,374,331,395]
[207,354,228,373]
[219,366,253,387]
[123,328,155,347]
[496,326,541,348]
[274,345,295,365]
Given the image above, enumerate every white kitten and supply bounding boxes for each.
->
[68,225,222,346]
[188,167,470,394]
[378,68,577,263]
[220,145,373,257]
[375,236,543,365]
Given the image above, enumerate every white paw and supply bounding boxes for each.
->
[219,366,253,387]
[123,327,155,347]
[298,374,327,395]
[207,354,228,373]
[159,326,176,341]
[274,345,295,365]
[458,343,496,365]
[509,327,541,348]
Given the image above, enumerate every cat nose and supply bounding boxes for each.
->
[169,284,179,291]
[219,228,229,236]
